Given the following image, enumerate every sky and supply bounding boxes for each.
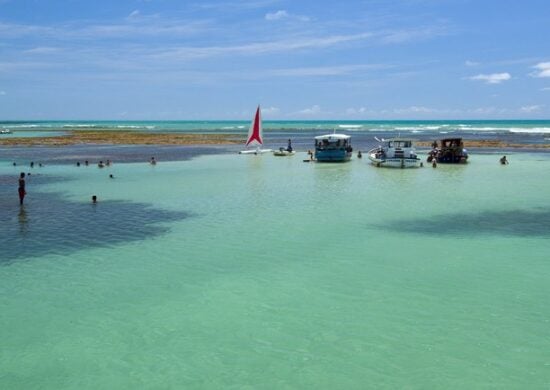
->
[0,0,549,120]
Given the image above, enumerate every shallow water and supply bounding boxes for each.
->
[1,152,550,388]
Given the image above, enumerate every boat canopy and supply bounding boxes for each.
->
[440,138,463,147]
[315,133,351,141]
[384,138,414,148]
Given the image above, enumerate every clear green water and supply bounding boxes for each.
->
[2,153,550,388]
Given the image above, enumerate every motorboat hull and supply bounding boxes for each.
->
[368,154,421,168]
[273,150,296,156]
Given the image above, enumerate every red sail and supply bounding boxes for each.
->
[245,106,263,146]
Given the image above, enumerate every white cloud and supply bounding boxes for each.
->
[531,62,550,78]
[541,87,550,91]
[265,10,309,22]
[465,60,479,67]
[467,106,512,115]
[346,107,368,115]
[23,47,62,54]
[150,32,374,61]
[393,106,435,114]
[261,106,280,115]
[469,73,511,84]
[127,10,140,20]
[0,90,6,95]
[265,10,288,20]
[298,105,322,115]
[268,64,388,77]
[380,25,448,44]
[520,105,542,113]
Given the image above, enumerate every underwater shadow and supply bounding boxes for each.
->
[0,189,190,264]
[376,208,550,238]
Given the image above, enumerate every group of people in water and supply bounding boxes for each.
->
[14,156,160,206]
[13,150,510,206]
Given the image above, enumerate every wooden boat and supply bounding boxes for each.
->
[427,138,468,164]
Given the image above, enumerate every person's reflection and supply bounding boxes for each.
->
[18,206,28,234]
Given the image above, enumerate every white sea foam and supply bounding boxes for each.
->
[508,127,550,134]
[64,124,98,128]
[338,124,363,129]
[395,126,443,131]
[6,124,46,128]
[115,125,152,129]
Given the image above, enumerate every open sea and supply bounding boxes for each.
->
[1,120,550,388]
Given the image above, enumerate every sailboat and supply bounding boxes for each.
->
[239,105,272,154]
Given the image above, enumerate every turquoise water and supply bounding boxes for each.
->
[2,152,550,388]
[2,119,550,135]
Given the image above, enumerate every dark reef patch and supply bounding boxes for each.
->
[0,174,190,264]
[376,208,550,238]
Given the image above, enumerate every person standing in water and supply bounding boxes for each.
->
[18,172,26,205]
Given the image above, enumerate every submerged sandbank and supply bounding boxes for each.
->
[0,130,242,146]
[1,129,550,150]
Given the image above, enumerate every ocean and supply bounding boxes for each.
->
[1,121,550,388]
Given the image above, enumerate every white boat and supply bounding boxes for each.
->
[239,105,272,154]
[273,148,296,156]
[368,138,421,168]
[273,139,295,156]
[0,129,11,134]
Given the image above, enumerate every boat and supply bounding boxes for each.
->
[239,105,272,154]
[273,148,296,156]
[314,133,352,162]
[273,139,295,156]
[368,138,421,168]
[427,138,468,164]
[0,129,11,134]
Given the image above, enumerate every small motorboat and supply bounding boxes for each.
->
[273,139,295,156]
[273,148,296,156]
[368,138,421,168]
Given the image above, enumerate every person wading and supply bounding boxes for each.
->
[18,172,26,205]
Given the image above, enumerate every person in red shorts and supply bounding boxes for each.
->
[18,172,26,205]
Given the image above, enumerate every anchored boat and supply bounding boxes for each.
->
[368,138,421,168]
[427,138,468,164]
[314,133,352,162]
[273,139,295,156]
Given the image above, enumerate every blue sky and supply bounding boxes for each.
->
[0,0,549,120]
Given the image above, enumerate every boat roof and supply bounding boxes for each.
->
[315,133,351,140]
[383,138,415,142]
